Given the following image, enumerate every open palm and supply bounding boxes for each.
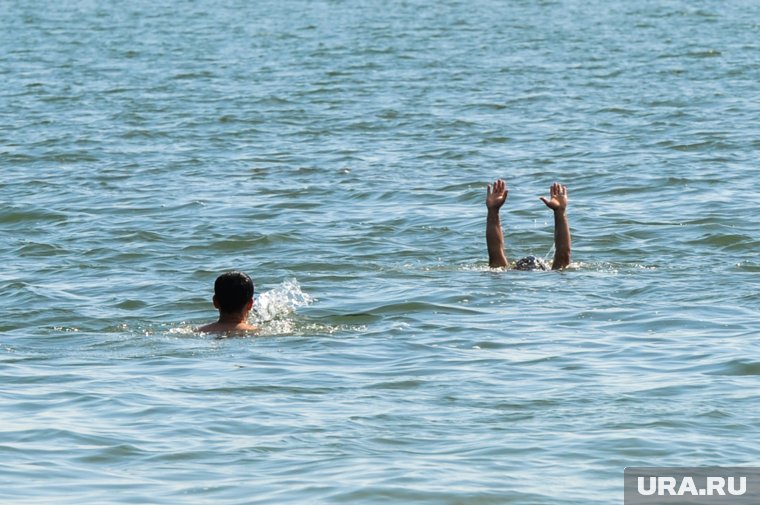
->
[540,182,568,211]
[486,179,508,210]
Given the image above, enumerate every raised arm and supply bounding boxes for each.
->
[540,182,571,270]
[485,179,509,268]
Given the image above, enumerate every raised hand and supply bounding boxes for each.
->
[485,179,509,267]
[539,182,568,212]
[486,179,508,210]
[540,182,571,270]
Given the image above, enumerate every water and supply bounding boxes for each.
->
[1,0,759,503]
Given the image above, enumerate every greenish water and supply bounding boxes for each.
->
[1,0,759,503]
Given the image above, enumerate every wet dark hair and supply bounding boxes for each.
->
[515,255,549,271]
[214,271,254,313]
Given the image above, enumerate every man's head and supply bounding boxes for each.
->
[515,255,549,271]
[213,271,254,314]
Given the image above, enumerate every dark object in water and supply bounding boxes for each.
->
[515,255,549,271]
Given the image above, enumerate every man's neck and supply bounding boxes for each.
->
[217,312,247,324]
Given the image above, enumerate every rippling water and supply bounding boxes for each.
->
[2,0,759,503]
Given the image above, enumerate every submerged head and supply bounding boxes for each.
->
[514,255,549,271]
[213,271,255,314]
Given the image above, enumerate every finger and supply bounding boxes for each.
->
[562,185,568,196]
[539,196,550,207]
[487,183,492,197]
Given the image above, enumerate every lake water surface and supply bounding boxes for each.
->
[1,0,759,503]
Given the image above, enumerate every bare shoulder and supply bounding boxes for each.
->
[196,322,258,334]
[197,322,221,333]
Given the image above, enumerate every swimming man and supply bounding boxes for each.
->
[197,271,258,333]
[486,180,571,270]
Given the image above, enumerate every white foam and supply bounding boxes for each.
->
[250,279,314,335]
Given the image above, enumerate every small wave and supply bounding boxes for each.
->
[708,360,760,376]
[735,261,760,272]
[167,325,195,336]
[457,258,594,273]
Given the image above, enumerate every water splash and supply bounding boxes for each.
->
[250,279,314,335]
[167,324,196,336]
[542,243,555,266]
